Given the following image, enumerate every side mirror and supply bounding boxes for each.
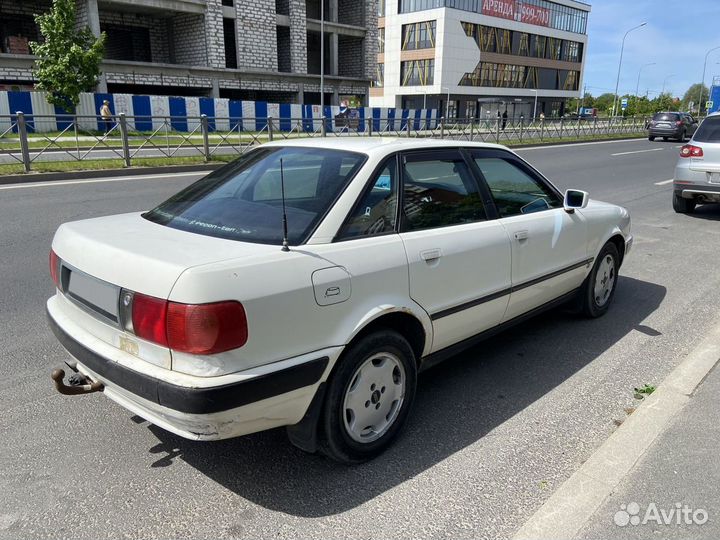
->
[564,189,589,213]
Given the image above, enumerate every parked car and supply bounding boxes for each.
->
[47,139,632,463]
[648,112,698,142]
[673,112,720,213]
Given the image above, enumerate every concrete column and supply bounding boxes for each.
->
[297,83,305,104]
[288,0,308,74]
[205,0,226,68]
[211,79,220,98]
[75,0,106,92]
[329,33,338,76]
[75,0,101,36]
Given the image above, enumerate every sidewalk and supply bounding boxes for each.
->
[576,364,720,539]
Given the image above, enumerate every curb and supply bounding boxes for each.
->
[512,319,720,540]
[0,163,223,186]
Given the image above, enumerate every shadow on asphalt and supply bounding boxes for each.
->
[687,204,720,221]
[146,275,666,517]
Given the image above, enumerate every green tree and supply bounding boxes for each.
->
[681,83,709,113]
[30,0,106,112]
[593,93,615,116]
[652,92,678,112]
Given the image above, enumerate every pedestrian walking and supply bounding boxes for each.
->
[502,110,508,130]
[100,100,113,134]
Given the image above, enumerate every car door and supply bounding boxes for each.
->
[398,149,512,353]
[470,149,590,322]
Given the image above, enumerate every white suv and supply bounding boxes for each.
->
[673,112,720,213]
[48,138,632,463]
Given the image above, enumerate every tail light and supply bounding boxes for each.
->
[676,120,683,126]
[128,292,247,354]
[49,249,60,288]
[167,302,248,354]
[680,144,703,158]
[132,293,169,347]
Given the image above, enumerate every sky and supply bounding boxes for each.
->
[583,0,720,101]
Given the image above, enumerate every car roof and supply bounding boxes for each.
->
[261,137,509,157]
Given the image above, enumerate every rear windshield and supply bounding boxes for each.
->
[143,147,366,245]
[693,116,720,142]
[652,113,679,121]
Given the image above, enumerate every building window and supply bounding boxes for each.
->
[463,23,583,64]
[399,0,588,35]
[379,27,385,53]
[401,59,434,86]
[401,20,436,50]
[375,63,384,87]
[460,62,578,91]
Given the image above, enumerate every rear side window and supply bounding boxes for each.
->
[694,117,720,142]
[339,157,399,239]
[143,147,365,245]
[653,113,679,121]
[473,156,561,218]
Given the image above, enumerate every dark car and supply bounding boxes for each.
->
[648,112,698,142]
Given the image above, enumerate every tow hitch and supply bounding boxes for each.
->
[51,368,104,396]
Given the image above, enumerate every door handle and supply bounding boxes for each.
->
[514,230,529,241]
[420,249,442,262]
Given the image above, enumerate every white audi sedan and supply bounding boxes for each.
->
[48,138,632,463]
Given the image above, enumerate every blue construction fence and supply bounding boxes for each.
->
[0,91,440,134]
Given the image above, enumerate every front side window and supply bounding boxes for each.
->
[473,155,561,217]
[402,152,486,231]
[339,157,399,239]
[143,147,365,245]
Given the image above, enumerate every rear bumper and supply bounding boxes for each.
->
[674,182,720,201]
[47,301,338,440]
[648,128,681,137]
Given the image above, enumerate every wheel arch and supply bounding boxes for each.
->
[346,309,430,367]
[607,233,626,268]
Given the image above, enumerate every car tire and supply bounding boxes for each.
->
[318,330,417,464]
[648,136,655,141]
[579,242,620,318]
[673,191,696,213]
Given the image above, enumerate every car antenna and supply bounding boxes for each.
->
[279,157,290,252]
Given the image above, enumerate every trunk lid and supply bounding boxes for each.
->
[53,212,278,300]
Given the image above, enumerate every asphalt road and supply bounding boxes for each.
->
[2,138,719,540]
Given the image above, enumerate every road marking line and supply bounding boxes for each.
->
[0,171,211,191]
[654,179,674,185]
[611,148,664,156]
[516,138,648,151]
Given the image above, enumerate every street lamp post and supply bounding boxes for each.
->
[612,22,647,117]
[699,45,720,115]
[320,0,325,113]
[662,74,675,95]
[635,62,655,96]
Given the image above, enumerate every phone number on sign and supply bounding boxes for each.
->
[520,4,550,26]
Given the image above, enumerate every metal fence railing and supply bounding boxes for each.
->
[0,112,648,173]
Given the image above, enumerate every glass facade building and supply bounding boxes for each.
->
[398,0,589,34]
